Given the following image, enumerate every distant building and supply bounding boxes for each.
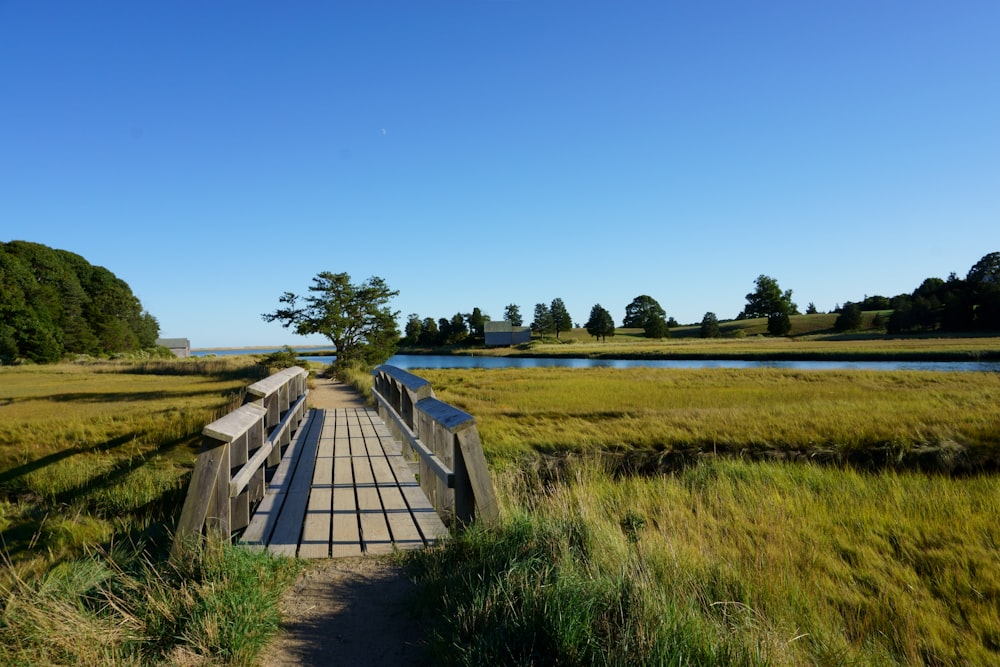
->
[484,321,531,347]
[157,338,191,358]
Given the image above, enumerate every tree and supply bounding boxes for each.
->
[967,251,1000,330]
[532,303,554,335]
[550,298,572,339]
[805,302,818,315]
[644,314,669,339]
[743,274,797,336]
[585,304,615,341]
[834,302,863,332]
[466,307,488,341]
[503,303,523,327]
[700,312,721,338]
[404,313,423,345]
[419,317,439,345]
[448,312,468,344]
[623,295,666,328]
[262,271,399,373]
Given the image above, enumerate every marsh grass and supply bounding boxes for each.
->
[402,367,999,665]
[414,367,1000,470]
[409,458,1000,666]
[0,358,306,665]
[0,357,263,575]
[0,539,301,666]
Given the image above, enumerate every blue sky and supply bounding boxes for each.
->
[2,1,997,348]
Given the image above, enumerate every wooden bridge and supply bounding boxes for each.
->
[172,365,498,559]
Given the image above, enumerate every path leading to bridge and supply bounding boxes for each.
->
[258,376,432,667]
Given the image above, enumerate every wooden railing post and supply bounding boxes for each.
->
[173,366,309,558]
[372,365,498,529]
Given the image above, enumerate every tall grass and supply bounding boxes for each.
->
[0,358,304,665]
[414,367,1000,470]
[409,458,1000,666]
[401,366,1000,665]
[0,357,262,575]
[0,540,301,666]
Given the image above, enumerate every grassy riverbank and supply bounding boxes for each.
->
[391,367,1000,666]
[0,357,305,665]
[414,367,1000,471]
[409,459,1000,666]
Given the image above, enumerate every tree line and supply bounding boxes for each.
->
[400,251,1000,346]
[0,241,160,364]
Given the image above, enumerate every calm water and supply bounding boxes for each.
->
[191,349,1000,373]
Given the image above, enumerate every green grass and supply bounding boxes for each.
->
[413,367,1000,470]
[0,357,309,665]
[0,539,302,666]
[398,366,1000,665]
[0,358,264,576]
[408,458,1000,666]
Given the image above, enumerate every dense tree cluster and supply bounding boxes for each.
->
[885,252,1000,333]
[0,241,159,364]
[403,307,490,346]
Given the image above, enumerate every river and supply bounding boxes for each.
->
[190,349,1000,373]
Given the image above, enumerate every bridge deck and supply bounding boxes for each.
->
[240,407,449,558]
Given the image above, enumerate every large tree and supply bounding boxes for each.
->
[585,304,615,341]
[742,274,797,335]
[622,295,665,328]
[263,271,399,372]
[550,298,572,339]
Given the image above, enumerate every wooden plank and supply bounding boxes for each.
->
[456,428,498,525]
[357,484,393,555]
[380,485,425,550]
[400,484,451,542]
[267,410,324,556]
[172,438,228,556]
[243,408,320,547]
[332,473,361,558]
[203,403,267,443]
[298,487,331,559]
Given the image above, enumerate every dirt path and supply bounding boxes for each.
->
[257,377,431,667]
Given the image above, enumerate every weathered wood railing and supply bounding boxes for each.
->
[372,365,499,528]
[172,365,309,555]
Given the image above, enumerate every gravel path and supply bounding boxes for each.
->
[258,377,432,667]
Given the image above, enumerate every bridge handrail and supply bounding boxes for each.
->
[172,366,309,556]
[372,365,498,528]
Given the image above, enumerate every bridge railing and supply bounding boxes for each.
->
[372,365,499,528]
[172,366,309,556]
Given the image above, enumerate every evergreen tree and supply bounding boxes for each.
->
[550,298,572,339]
[585,304,615,341]
[532,303,554,335]
[503,303,523,326]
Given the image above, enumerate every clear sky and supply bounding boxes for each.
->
[2,1,997,348]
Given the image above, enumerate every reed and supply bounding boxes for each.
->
[413,367,1000,470]
[0,357,262,575]
[409,458,1000,666]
